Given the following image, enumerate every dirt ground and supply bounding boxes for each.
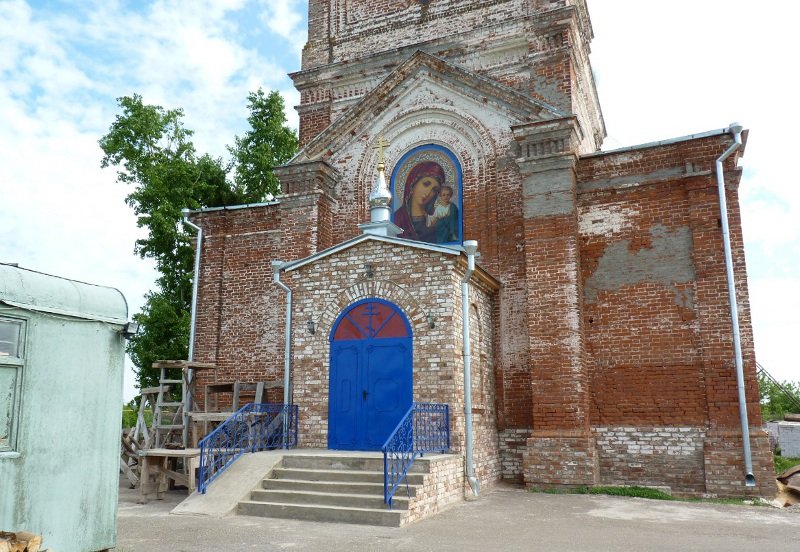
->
[115,477,798,552]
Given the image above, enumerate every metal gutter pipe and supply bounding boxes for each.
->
[181,208,202,448]
[714,123,756,487]
[271,261,293,448]
[461,240,479,497]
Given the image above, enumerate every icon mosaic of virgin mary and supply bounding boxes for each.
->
[391,145,462,245]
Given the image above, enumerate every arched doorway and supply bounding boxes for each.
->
[328,298,412,450]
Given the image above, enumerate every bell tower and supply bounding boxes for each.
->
[295,0,605,150]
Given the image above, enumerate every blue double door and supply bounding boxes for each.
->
[328,300,413,450]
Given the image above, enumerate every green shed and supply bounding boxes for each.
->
[0,263,129,552]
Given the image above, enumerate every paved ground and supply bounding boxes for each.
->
[115,479,798,551]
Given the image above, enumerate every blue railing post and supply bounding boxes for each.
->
[382,402,450,509]
[383,449,389,506]
[444,404,450,453]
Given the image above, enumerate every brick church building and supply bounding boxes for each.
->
[189,0,773,497]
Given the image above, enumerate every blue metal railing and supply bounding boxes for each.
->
[198,403,298,494]
[382,402,450,509]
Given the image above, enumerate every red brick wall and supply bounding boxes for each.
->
[192,206,284,391]
[577,136,759,427]
[577,134,773,495]
[190,194,324,406]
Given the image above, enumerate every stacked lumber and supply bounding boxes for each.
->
[0,531,43,552]
[120,428,141,487]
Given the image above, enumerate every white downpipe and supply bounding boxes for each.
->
[715,123,755,487]
[272,261,293,448]
[181,209,202,448]
[462,240,479,497]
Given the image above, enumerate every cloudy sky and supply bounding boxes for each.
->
[1,0,797,401]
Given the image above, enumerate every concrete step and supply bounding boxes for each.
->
[282,455,430,473]
[261,477,418,497]
[250,489,409,510]
[271,467,425,485]
[238,500,404,527]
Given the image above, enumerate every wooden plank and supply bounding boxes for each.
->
[120,455,139,487]
[137,455,152,504]
[121,433,138,456]
[232,381,243,410]
[162,468,189,487]
[139,448,201,457]
[152,360,216,370]
[191,412,234,422]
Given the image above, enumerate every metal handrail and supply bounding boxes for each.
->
[382,402,450,509]
[757,363,800,412]
[198,403,298,494]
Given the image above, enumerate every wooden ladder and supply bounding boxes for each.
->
[152,363,185,448]
[151,360,217,448]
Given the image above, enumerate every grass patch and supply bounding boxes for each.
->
[588,486,674,500]
[531,486,763,505]
[122,407,153,429]
[774,455,800,474]
[682,497,765,506]
[531,485,673,500]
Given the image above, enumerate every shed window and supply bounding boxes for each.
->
[0,318,24,452]
[0,320,22,358]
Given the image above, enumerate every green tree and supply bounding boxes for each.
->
[100,92,297,389]
[229,88,298,201]
[759,372,800,422]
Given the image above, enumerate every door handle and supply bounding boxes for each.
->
[362,389,368,400]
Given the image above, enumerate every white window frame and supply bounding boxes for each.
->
[0,316,25,453]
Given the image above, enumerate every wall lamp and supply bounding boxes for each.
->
[365,263,374,278]
[427,312,435,329]
[307,319,316,335]
[122,321,140,339]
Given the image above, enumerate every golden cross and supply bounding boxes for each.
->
[372,135,390,165]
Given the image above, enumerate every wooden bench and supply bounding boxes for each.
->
[137,448,201,504]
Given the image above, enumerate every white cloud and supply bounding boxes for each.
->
[1,0,795,401]
[748,277,800,382]
[591,0,800,383]
[258,0,306,56]
[0,0,305,401]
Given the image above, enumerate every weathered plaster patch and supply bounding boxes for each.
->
[578,203,638,238]
[672,287,694,310]
[585,225,695,303]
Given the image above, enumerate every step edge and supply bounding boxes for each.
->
[239,500,405,515]
[250,489,409,501]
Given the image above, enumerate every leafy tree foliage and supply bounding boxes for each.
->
[100,91,297,389]
[229,89,298,201]
[759,372,800,422]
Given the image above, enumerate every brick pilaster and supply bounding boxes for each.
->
[514,117,597,487]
